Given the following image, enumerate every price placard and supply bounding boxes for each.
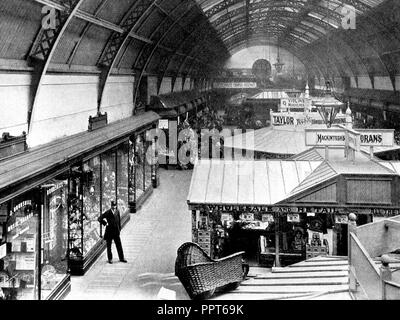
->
[287,213,300,223]
[262,214,274,223]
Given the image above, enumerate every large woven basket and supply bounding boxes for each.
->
[175,242,245,299]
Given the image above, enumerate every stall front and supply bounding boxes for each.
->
[0,112,159,299]
[187,158,400,268]
[150,90,207,168]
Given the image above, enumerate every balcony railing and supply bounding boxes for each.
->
[348,214,400,300]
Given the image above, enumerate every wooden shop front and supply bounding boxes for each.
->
[0,112,159,299]
[187,159,400,267]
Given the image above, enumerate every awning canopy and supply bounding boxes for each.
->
[187,158,400,209]
[0,111,160,204]
[187,159,322,207]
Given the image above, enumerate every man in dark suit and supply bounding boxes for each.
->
[98,201,127,264]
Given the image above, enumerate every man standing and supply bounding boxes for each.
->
[98,201,127,264]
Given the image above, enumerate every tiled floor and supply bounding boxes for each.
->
[65,169,193,300]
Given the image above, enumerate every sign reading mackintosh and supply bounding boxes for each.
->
[305,128,348,147]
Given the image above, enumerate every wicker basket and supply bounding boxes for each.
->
[175,242,246,300]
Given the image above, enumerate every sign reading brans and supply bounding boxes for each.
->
[305,128,395,147]
[357,129,394,147]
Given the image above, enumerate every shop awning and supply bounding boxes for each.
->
[187,158,400,209]
[0,111,160,203]
[187,159,323,207]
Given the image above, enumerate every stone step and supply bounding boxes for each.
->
[287,260,348,268]
[232,284,349,294]
[255,270,349,279]
[210,292,317,300]
[273,265,349,273]
[242,276,348,286]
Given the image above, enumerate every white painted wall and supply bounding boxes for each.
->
[183,77,191,91]
[350,77,358,88]
[0,73,30,136]
[374,76,394,91]
[0,73,136,148]
[173,77,182,92]
[101,75,134,123]
[28,74,99,147]
[357,76,373,89]
[159,77,172,95]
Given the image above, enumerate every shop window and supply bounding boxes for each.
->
[135,134,145,199]
[0,193,40,300]
[82,156,102,256]
[117,142,129,217]
[41,176,69,300]
[68,165,84,261]
[144,136,152,190]
[102,150,117,212]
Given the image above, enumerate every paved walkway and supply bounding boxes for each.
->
[65,169,193,300]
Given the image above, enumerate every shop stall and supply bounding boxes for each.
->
[149,90,207,168]
[0,112,159,299]
[187,157,400,268]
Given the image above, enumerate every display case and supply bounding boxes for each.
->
[82,157,102,256]
[41,175,70,300]
[117,142,129,219]
[135,134,145,200]
[0,193,40,300]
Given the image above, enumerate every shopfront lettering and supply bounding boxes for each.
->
[273,116,295,125]
[371,208,400,216]
[12,200,32,214]
[317,134,346,143]
[360,134,383,145]
[46,182,66,196]
[7,212,34,232]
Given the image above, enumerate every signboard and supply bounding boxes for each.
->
[271,112,346,127]
[213,82,257,89]
[335,214,349,224]
[158,119,169,129]
[280,98,312,110]
[305,128,347,147]
[287,213,300,223]
[357,129,394,147]
[241,213,254,221]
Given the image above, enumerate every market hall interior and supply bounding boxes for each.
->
[1,0,400,301]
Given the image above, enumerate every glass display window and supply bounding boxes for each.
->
[117,142,129,218]
[68,165,84,262]
[128,139,135,205]
[82,156,102,256]
[0,192,40,300]
[144,136,152,190]
[40,175,68,300]
[102,149,117,212]
[135,134,145,199]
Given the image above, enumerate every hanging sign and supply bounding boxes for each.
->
[335,214,349,224]
[287,213,300,223]
[241,213,254,221]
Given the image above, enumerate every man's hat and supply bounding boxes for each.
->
[111,200,116,207]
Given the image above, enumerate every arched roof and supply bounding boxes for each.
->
[1,0,399,90]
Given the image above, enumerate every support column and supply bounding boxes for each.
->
[275,214,281,267]
[191,210,197,243]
